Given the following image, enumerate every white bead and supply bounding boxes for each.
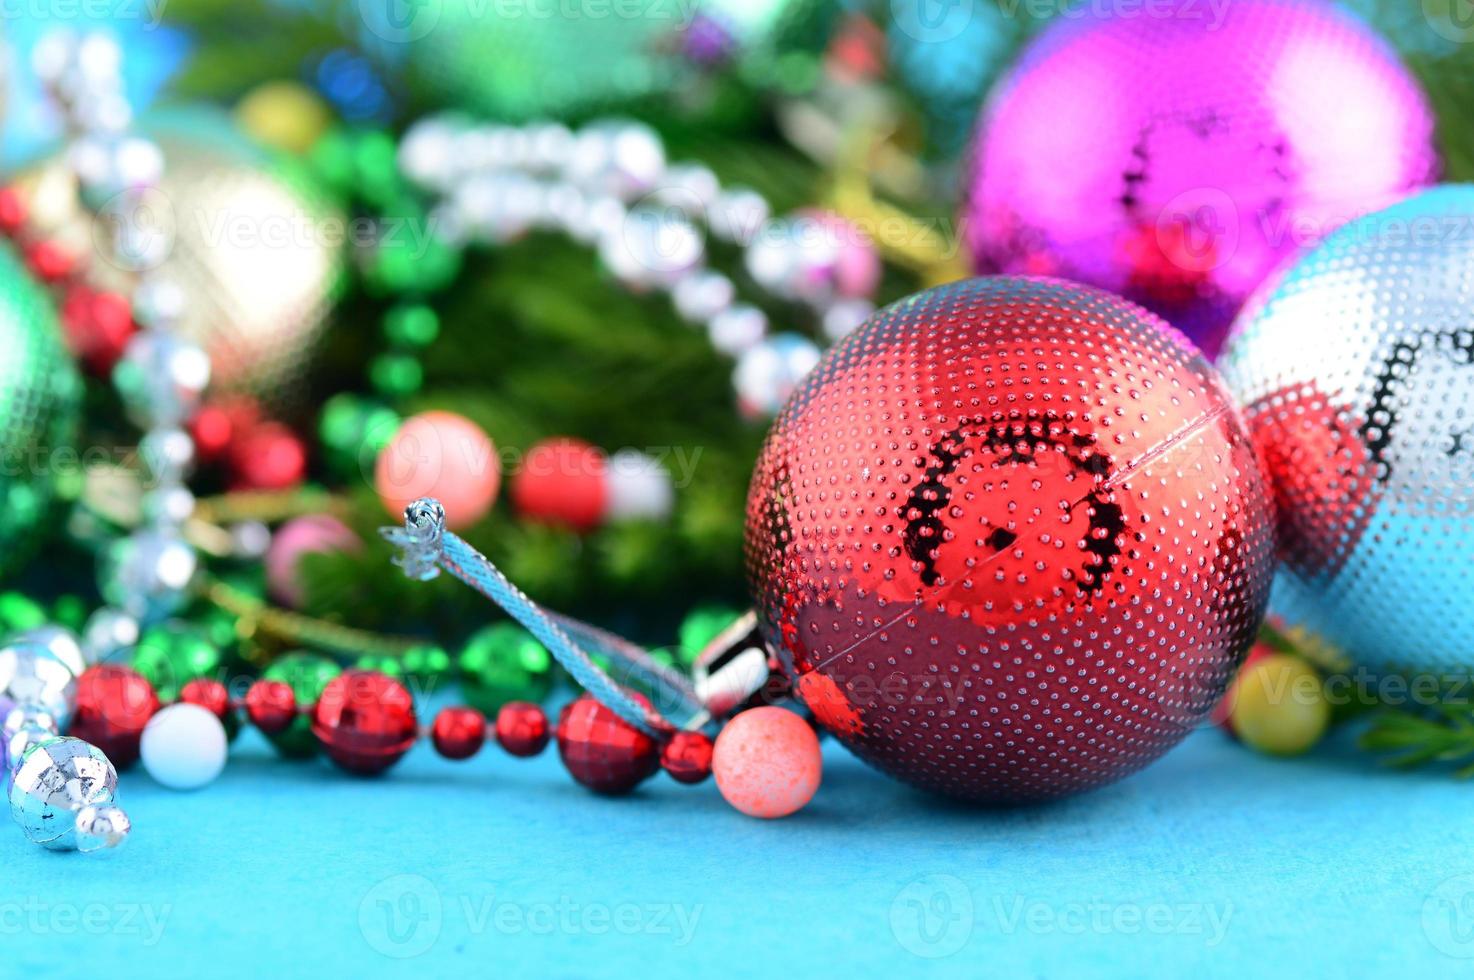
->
[112,137,165,190]
[31,31,78,87]
[673,271,735,325]
[75,33,123,87]
[133,277,186,330]
[81,607,139,664]
[142,484,197,526]
[708,188,769,244]
[733,334,822,418]
[140,703,228,791]
[527,123,574,172]
[604,450,674,521]
[823,298,876,342]
[708,304,768,356]
[139,426,196,484]
[654,164,720,217]
[567,121,665,201]
[601,208,703,289]
[398,117,461,191]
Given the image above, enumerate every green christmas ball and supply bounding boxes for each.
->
[131,622,223,703]
[678,606,742,666]
[262,652,341,758]
[458,624,553,715]
[0,243,80,579]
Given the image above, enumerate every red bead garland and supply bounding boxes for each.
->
[555,695,659,795]
[311,670,418,775]
[494,701,550,758]
[180,678,232,721]
[69,665,160,769]
[659,731,714,784]
[431,706,486,760]
[245,679,297,735]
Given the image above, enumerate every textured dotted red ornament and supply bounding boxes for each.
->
[744,277,1276,803]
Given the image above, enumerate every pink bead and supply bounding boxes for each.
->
[712,706,821,819]
[265,514,360,607]
[797,209,881,299]
[375,411,501,530]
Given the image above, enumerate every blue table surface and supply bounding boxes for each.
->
[5,718,1472,978]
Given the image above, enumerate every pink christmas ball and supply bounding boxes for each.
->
[266,515,360,607]
[375,411,501,530]
[963,0,1437,356]
[712,707,822,819]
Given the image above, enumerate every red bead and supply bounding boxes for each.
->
[245,679,297,735]
[25,240,75,283]
[69,665,160,770]
[431,706,486,760]
[511,438,607,531]
[311,670,418,775]
[230,422,307,491]
[660,731,714,784]
[180,678,232,720]
[494,701,550,758]
[61,286,136,374]
[555,695,658,795]
[0,186,28,235]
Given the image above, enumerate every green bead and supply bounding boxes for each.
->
[131,623,223,703]
[679,606,742,666]
[309,129,356,196]
[399,643,452,690]
[458,623,554,715]
[370,353,423,399]
[415,236,462,294]
[262,653,342,758]
[354,653,404,679]
[319,394,400,476]
[352,129,403,210]
[50,595,87,631]
[384,304,440,349]
[0,592,47,633]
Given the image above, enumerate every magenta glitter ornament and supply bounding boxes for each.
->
[744,277,1276,803]
[962,0,1437,357]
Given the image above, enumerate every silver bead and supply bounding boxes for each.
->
[652,164,720,217]
[4,723,57,775]
[822,298,876,342]
[114,332,211,428]
[75,33,123,89]
[138,426,196,485]
[231,520,272,559]
[142,484,197,526]
[673,271,736,325]
[708,188,769,244]
[31,30,79,87]
[81,607,140,664]
[7,737,119,850]
[74,803,131,854]
[11,626,87,679]
[4,703,59,741]
[132,277,186,331]
[98,529,198,623]
[707,304,768,356]
[567,122,666,201]
[527,123,574,172]
[601,208,703,289]
[453,173,539,244]
[568,195,627,247]
[733,334,823,417]
[398,117,462,192]
[0,643,78,729]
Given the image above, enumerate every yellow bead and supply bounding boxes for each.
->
[236,81,332,155]
[1229,654,1329,756]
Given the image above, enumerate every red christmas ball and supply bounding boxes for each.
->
[0,185,28,235]
[660,730,714,784]
[230,421,307,490]
[25,240,74,283]
[245,679,297,735]
[745,277,1276,803]
[69,665,160,769]
[431,706,486,760]
[494,701,550,758]
[555,694,659,795]
[311,670,418,775]
[511,438,606,531]
[61,286,135,374]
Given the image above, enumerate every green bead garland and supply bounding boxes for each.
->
[262,652,342,758]
[458,623,554,715]
[131,623,224,703]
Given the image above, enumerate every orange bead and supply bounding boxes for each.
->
[376,411,500,530]
[712,707,821,819]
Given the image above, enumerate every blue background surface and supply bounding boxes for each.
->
[4,721,1472,977]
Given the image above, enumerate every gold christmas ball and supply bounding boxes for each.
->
[13,109,346,412]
